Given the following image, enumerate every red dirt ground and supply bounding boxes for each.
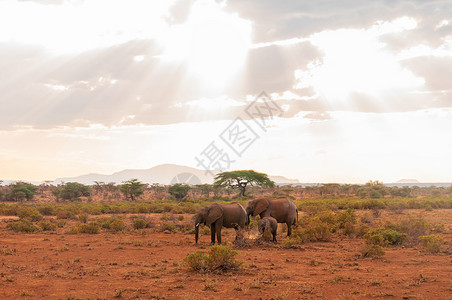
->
[1,210,451,299]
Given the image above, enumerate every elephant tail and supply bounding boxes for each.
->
[295,208,299,225]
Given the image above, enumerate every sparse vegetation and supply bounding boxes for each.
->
[7,219,39,233]
[184,245,243,273]
[419,234,442,253]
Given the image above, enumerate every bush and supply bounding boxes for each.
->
[109,218,126,232]
[77,222,100,234]
[184,245,242,273]
[18,206,43,222]
[361,244,385,258]
[419,234,442,253]
[168,184,191,201]
[160,221,178,233]
[7,219,39,233]
[394,216,432,239]
[8,182,38,202]
[54,182,91,201]
[56,208,76,220]
[365,228,406,246]
[39,220,57,231]
[132,218,148,229]
[37,204,57,216]
[286,214,335,245]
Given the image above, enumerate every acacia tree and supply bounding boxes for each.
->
[53,182,91,202]
[168,184,191,201]
[120,179,145,201]
[9,182,38,202]
[213,170,275,197]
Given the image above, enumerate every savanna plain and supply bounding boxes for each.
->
[1,183,452,299]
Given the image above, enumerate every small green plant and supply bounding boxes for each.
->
[419,234,442,253]
[7,219,39,233]
[184,245,242,273]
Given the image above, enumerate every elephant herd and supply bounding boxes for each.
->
[194,197,298,244]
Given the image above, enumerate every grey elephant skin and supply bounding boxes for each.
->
[258,216,278,242]
[194,202,248,244]
[246,197,298,236]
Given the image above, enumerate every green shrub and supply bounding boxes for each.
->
[98,216,125,231]
[54,182,91,201]
[184,245,242,273]
[18,206,43,222]
[361,244,385,258]
[7,219,39,233]
[132,218,148,229]
[419,234,442,253]
[160,221,178,233]
[365,228,406,246]
[39,220,57,231]
[109,218,126,232]
[37,204,57,216]
[9,182,38,201]
[77,222,100,234]
[78,213,88,223]
[56,209,76,220]
[337,208,357,228]
[394,216,432,239]
[288,215,335,244]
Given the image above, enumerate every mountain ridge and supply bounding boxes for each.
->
[52,164,301,185]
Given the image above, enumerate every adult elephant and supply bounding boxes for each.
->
[246,197,298,236]
[194,202,248,244]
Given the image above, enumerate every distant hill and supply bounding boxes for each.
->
[52,164,300,185]
[397,179,420,183]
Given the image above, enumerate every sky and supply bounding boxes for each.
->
[0,0,451,183]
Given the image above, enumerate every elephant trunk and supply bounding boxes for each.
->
[246,214,250,226]
[195,223,200,244]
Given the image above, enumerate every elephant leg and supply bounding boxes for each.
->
[287,222,292,237]
[215,221,222,244]
[210,224,216,244]
[273,232,277,243]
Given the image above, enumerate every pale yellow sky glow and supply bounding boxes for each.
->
[0,0,451,183]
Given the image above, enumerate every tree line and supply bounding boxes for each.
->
[1,171,452,203]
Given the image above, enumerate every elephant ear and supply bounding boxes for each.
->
[254,199,269,216]
[206,205,223,225]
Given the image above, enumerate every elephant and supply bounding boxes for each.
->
[246,197,298,236]
[258,216,278,242]
[194,202,248,244]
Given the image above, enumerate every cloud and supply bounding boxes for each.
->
[1,0,452,132]
[402,56,452,91]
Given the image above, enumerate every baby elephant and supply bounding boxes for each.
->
[258,217,278,242]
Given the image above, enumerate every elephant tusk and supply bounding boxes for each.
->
[195,223,200,227]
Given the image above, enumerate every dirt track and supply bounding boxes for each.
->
[1,210,452,299]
